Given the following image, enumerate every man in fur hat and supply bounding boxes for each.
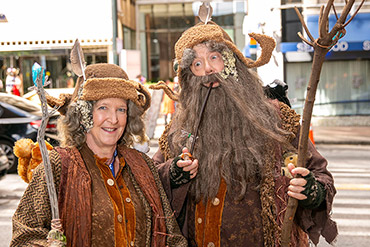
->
[151,20,337,246]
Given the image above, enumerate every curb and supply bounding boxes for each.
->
[315,140,370,145]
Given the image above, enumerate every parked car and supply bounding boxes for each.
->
[0,146,9,179]
[0,93,59,173]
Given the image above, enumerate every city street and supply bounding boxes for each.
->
[316,144,370,247]
[0,144,369,246]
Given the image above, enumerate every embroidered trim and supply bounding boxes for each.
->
[159,121,173,161]
[259,102,301,246]
[278,101,300,141]
[220,49,238,81]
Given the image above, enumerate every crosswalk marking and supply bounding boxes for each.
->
[334,207,370,215]
[335,218,370,227]
[335,183,370,190]
[333,198,370,205]
[338,231,370,237]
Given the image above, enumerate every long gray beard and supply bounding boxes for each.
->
[171,69,288,202]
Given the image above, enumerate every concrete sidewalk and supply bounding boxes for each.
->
[148,117,370,157]
[313,126,370,145]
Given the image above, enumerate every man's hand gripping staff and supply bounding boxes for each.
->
[170,82,214,187]
[170,148,199,188]
[283,153,326,209]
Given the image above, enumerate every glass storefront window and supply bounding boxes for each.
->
[138,1,245,81]
[123,26,136,50]
[287,59,370,116]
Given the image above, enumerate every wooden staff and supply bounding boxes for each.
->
[281,1,365,246]
[34,69,66,246]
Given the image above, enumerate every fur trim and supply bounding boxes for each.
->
[46,63,149,115]
[279,102,301,141]
[158,121,173,161]
[14,138,53,183]
[85,63,128,80]
[14,139,34,159]
[81,78,151,111]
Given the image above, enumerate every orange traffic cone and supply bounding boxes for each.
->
[309,123,315,146]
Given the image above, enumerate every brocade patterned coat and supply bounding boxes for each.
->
[11,144,187,247]
[153,102,338,247]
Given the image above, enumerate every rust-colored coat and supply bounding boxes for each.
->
[11,144,187,247]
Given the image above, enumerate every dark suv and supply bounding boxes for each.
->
[0,93,59,173]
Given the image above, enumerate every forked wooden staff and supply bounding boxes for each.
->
[281,0,365,246]
[33,66,66,246]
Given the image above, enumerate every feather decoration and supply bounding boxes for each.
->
[32,62,45,86]
[198,2,213,24]
[70,39,86,81]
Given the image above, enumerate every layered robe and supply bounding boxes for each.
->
[153,102,338,247]
[11,143,187,247]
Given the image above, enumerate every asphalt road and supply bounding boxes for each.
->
[0,144,369,246]
[316,144,370,247]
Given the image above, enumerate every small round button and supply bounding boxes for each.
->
[197,218,202,224]
[117,214,123,223]
[212,197,220,206]
[125,197,131,203]
[130,241,134,246]
[107,179,114,186]
[207,242,215,247]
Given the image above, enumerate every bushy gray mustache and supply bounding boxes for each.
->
[192,73,221,85]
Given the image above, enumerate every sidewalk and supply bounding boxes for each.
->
[148,117,370,157]
[313,126,370,145]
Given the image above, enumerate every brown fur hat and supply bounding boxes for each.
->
[47,63,151,113]
[174,21,276,87]
[80,64,151,111]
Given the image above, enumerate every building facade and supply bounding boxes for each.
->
[278,0,370,119]
[243,0,370,123]
[1,0,369,123]
[135,0,247,81]
[0,0,136,92]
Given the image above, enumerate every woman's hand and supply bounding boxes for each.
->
[286,163,310,200]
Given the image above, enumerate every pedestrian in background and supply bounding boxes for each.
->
[5,68,22,96]
[160,79,176,125]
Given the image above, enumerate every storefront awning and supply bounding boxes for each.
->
[280,12,370,58]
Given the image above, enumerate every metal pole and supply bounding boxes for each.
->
[112,0,118,65]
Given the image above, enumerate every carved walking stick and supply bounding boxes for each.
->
[281,1,365,246]
[32,63,66,246]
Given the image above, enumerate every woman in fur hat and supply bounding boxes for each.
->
[11,63,187,247]
[151,21,337,246]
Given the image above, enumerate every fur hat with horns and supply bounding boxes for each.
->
[150,6,276,101]
[46,63,151,114]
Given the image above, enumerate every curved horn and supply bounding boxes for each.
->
[149,81,179,102]
[71,76,84,102]
[136,83,152,111]
[46,93,72,115]
[245,33,276,68]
